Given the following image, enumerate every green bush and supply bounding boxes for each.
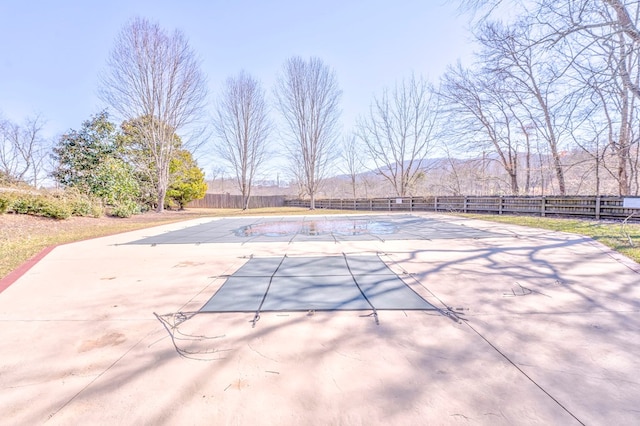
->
[1,187,108,219]
[40,198,72,219]
[0,192,12,214]
[9,193,37,214]
[6,191,72,219]
[93,158,140,204]
[62,189,104,217]
[109,200,140,218]
[166,150,207,209]
[70,197,103,217]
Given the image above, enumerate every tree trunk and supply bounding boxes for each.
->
[156,186,166,213]
[618,84,631,195]
[243,192,251,210]
[241,183,250,210]
[595,154,601,196]
[309,191,316,210]
[524,130,531,195]
[534,88,566,195]
[509,172,519,195]
[351,176,357,200]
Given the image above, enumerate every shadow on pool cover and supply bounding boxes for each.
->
[200,255,436,313]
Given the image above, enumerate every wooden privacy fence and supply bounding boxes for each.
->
[285,196,640,221]
[188,193,285,209]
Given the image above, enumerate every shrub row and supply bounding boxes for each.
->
[0,189,104,219]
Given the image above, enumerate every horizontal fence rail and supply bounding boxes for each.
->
[188,194,285,209]
[285,196,640,221]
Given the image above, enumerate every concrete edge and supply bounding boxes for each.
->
[586,239,640,274]
[0,245,57,294]
[0,215,222,294]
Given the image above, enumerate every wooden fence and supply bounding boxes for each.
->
[188,193,285,209]
[285,196,640,221]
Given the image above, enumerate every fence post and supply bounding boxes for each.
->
[369,199,373,211]
[388,198,391,211]
[541,197,546,217]
[434,196,438,212]
[595,196,601,220]
[464,196,468,213]
[499,196,503,215]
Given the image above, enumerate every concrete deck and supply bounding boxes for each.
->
[1,213,639,425]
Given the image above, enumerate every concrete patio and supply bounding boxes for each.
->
[1,213,638,425]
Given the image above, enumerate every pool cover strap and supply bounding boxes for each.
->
[343,253,379,325]
[251,255,287,328]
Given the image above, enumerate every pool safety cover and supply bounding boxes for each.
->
[127,215,503,245]
[200,255,435,313]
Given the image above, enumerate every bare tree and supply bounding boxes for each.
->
[274,56,341,210]
[214,71,270,210]
[0,114,48,187]
[462,0,640,99]
[561,0,640,102]
[339,134,363,200]
[357,75,438,197]
[441,65,524,194]
[529,0,640,195]
[206,165,225,192]
[98,17,207,212]
[457,0,640,195]
[480,22,573,194]
[569,45,639,196]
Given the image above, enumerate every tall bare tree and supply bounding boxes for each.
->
[463,0,640,195]
[554,0,640,195]
[566,27,640,195]
[98,17,207,212]
[549,0,640,103]
[479,22,576,195]
[441,65,524,194]
[274,56,341,210]
[214,71,270,210]
[461,0,640,99]
[0,114,48,186]
[357,75,438,197]
[340,134,363,200]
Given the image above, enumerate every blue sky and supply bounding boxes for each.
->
[0,1,476,174]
